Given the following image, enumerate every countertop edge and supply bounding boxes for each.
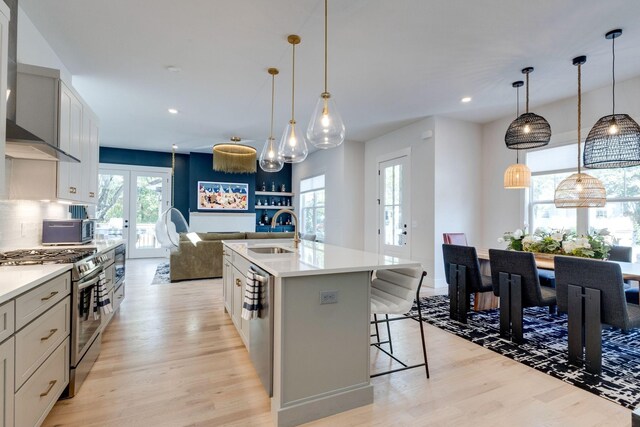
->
[0,264,72,305]
[222,240,422,278]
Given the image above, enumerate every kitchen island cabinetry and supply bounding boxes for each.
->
[223,249,251,348]
[9,64,99,204]
[0,266,72,427]
[222,239,421,427]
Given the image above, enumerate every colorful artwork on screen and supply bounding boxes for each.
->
[198,181,249,210]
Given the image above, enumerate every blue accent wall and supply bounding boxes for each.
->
[188,152,256,213]
[99,147,292,229]
[99,147,190,221]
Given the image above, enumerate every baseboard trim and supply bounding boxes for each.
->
[273,384,373,427]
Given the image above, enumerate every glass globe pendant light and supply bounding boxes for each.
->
[583,29,640,169]
[307,0,345,149]
[504,67,551,149]
[504,80,531,189]
[555,56,606,208]
[259,68,284,172]
[278,35,308,163]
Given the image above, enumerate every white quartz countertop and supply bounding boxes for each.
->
[222,239,422,278]
[33,239,125,254]
[0,264,72,305]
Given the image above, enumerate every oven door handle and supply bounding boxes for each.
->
[78,275,102,290]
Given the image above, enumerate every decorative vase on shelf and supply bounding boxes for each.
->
[281,184,286,192]
[271,182,276,192]
[261,182,266,191]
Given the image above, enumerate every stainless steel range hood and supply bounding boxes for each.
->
[5,120,80,161]
[3,0,79,163]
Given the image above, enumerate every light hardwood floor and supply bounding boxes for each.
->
[43,258,631,427]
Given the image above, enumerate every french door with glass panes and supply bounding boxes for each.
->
[378,150,411,259]
[97,164,171,258]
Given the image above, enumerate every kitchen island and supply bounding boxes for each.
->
[222,239,421,427]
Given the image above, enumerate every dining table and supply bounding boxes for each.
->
[476,249,640,281]
[469,249,640,311]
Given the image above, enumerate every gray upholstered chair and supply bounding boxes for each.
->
[442,244,493,323]
[554,255,640,374]
[489,249,557,343]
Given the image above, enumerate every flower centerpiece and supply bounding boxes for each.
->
[498,228,612,260]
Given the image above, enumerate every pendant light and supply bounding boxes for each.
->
[278,35,308,163]
[213,136,257,173]
[583,29,640,169]
[504,67,551,149]
[504,81,531,189]
[555,56,606,208]
[259,68,284,172]
[307,0,345,149]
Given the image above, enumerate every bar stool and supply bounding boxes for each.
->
[370,268,429,378]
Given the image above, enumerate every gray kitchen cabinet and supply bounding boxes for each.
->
[9,64,99,204]
[0,337,15,427]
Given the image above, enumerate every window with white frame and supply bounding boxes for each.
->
[527,143,640,261]
[300,174,325,241]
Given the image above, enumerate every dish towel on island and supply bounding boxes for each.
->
[241,270,262,320]
[93,272,113,320]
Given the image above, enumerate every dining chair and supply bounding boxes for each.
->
[370,268,429,378]
[442,244,493,323]
[489,249,557,343]
[554,255,640,374]
[442,233,468,246]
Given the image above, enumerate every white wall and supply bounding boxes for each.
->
[17,6,72,82]
[480,75,640,250]
[363,118,436,283]
[0,200,68,250]
[292,141,364,250]
[433,116,483,285]
[362,116,482,287]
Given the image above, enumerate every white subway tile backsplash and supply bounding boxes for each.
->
[0,200,68,250]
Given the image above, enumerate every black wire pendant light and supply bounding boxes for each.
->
[504,67,551,149]
[583,29,640,169]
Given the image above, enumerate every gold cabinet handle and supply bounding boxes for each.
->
[41,291,59,301]
[235,278,242,287]
[69,187,77,194]
[40,380,57,397]
[40,329,58,341]
[117,295,123,299]
[89,192,95,197]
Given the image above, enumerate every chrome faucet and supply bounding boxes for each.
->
[271,209,300,249]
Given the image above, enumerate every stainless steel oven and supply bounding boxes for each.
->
[64,252,111,398]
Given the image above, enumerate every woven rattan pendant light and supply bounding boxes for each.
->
[504,67,551,150]
[213,136,257,173]
[583,29,640,169]
[555,56,606,208]
[504,80,531,189]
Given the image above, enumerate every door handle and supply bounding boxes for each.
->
[40,329,58,341]
[40,380,57,397]
[402,231,407,235]
[40,291,59,301]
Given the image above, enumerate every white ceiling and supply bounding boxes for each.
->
[19,0,640,153]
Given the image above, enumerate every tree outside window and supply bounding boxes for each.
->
[300,175,325,241]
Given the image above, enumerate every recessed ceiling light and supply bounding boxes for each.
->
[166,66,181,73]
[168,108,179,114]
[461,97,472,103]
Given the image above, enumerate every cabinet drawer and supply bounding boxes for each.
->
[15,272,70,330]
[0,337,15,427]
[16,338,69,427]
[15,297,70,390]
[104,263,115,293]
[0,301,14,344]
[101,288,115,330]
[231,252,251,279]
[114,283,125,312]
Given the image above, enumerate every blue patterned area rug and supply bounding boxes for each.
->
[409,295,640,409]
[151,263,170,285]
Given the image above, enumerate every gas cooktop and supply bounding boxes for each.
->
[0,248,97,266]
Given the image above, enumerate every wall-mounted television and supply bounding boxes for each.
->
[197,181,249,210]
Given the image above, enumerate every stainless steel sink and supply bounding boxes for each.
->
[249,247,293,254]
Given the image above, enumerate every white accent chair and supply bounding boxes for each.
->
[370,268,429,378]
